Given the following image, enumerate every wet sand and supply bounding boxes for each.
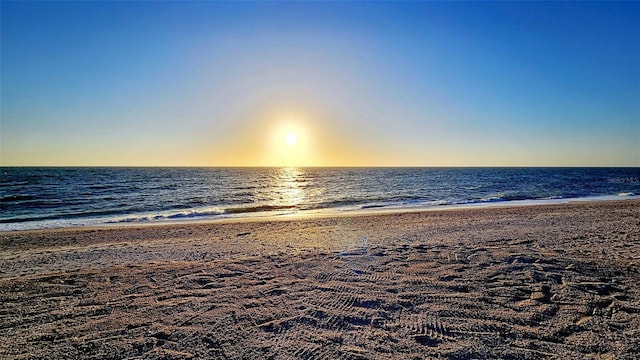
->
[1,200,639,359]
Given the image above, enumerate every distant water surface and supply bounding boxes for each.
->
[1,167,638,230]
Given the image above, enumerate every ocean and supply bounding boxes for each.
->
[1,167,638,231]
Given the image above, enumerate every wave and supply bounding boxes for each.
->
[360,204,387,209]
[223,204,297,214]
[109,208,225,223]
[618,192,635,197]
[0,208,131,224]
[108,204,300,223]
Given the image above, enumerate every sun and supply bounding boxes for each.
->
[284,132,297,146]
[265,119,313,166]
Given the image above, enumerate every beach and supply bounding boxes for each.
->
[1,200,638,359]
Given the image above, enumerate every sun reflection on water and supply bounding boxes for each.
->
[271,167,306,210]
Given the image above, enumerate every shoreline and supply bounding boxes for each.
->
[2,194,638,232]
[1,199,638,358]
[1,198,637,243]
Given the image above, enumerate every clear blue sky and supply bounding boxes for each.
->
[1,1,639,166]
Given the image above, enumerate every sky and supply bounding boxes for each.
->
[1,1,639,167]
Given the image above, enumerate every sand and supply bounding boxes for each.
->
[1,200,639,359]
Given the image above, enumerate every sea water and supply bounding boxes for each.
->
[1,167,638,230]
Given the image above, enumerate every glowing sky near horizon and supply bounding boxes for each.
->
[1,1,639,166]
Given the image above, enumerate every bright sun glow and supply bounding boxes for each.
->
[265,116,315,167]
[285,132,297,146]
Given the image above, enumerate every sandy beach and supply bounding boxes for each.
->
[1,200,638,359]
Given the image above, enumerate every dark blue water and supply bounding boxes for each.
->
[1,167,638,230]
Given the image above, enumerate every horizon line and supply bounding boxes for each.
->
[2,165,639,169]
